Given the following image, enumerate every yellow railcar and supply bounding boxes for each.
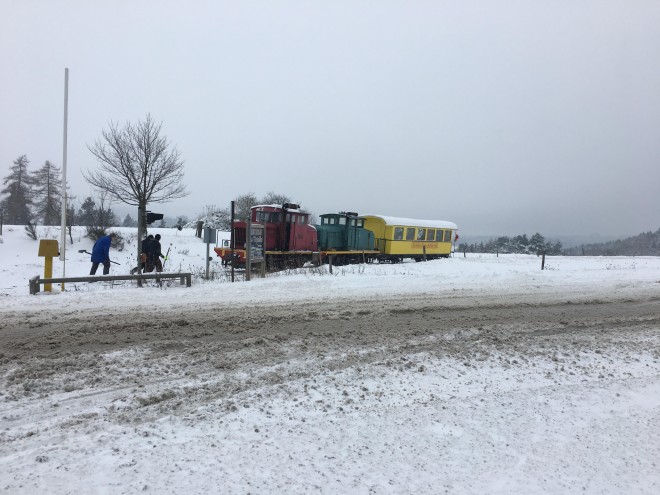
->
[361,215,458,263]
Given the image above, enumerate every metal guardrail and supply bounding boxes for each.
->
[29,272,192,295]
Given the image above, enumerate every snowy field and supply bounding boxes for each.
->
[1,226,659,494]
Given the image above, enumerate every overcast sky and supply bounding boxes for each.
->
[2,1,659,236]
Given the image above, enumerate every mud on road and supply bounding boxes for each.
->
[1,291,659,423]
[1,289,660,493]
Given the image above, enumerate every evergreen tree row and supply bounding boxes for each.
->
[458,233,562,255]
[561,228,660,256]
[1,155,62,225]
[0,155,119,232]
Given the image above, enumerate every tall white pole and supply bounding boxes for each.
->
[60,68,69,289]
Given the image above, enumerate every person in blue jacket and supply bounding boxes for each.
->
[90,232,117,275]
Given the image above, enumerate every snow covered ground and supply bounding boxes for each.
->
[1,226,659,494]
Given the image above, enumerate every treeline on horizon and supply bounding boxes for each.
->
[457,233,562,256]
[458,228,660,256]
[561,228,660,256]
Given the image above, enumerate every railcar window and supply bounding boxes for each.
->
[406,228,415,240]
[436,230,443,242]
[427,229,435,241]
[443,230,451,242]
[394,227,404,240]
[417,228,425,240]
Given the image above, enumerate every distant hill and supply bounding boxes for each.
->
[562,228,660,256]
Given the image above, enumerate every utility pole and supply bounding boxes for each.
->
[230,200,235,282]
[60,68,69,290]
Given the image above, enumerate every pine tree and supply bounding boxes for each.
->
[1,155,33,224]
[31,160,63,225]
[122,214,137,227]
[529,233,546,255]
[77,197,97,226]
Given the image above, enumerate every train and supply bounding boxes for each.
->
[213,203,458,270]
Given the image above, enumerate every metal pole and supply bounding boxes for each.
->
[230,200,235,282]
[60,68,69,290]
[245,221,251,282]
[137,206,144,287]
[206,240,210,280]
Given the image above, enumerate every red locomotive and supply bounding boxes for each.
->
[214,203,317,269]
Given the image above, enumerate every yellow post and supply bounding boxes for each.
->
[38,240,59,292]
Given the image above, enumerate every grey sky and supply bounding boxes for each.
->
[2,1,659,236]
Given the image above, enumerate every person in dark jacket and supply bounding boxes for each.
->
[149,234,165,272]
[90,233,117,275]
[131,234,154,274]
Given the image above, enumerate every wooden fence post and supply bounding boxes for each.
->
[541,252,546,270]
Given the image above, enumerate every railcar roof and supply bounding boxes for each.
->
[361,214,458,230]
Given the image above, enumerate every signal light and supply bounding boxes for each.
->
[146,211,164,224]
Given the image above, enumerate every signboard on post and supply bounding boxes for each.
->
[203,227,217,244]
[249,223,264,263]
[246,222,265,281]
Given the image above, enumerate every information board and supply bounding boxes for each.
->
[248,223,265,262]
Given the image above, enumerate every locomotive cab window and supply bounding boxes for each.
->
[339,217,346,225]
[394,227,404,240]
[406,228,415,240]
[357,219,364,228]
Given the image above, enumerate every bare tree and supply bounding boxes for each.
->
[261,191,291,206]
[85,114,188,270]
[234,192,258,222]
[231,191,295,222]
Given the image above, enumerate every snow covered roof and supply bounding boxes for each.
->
[360,214,458,230]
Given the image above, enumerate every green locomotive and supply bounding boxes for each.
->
[316,212,379,265]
